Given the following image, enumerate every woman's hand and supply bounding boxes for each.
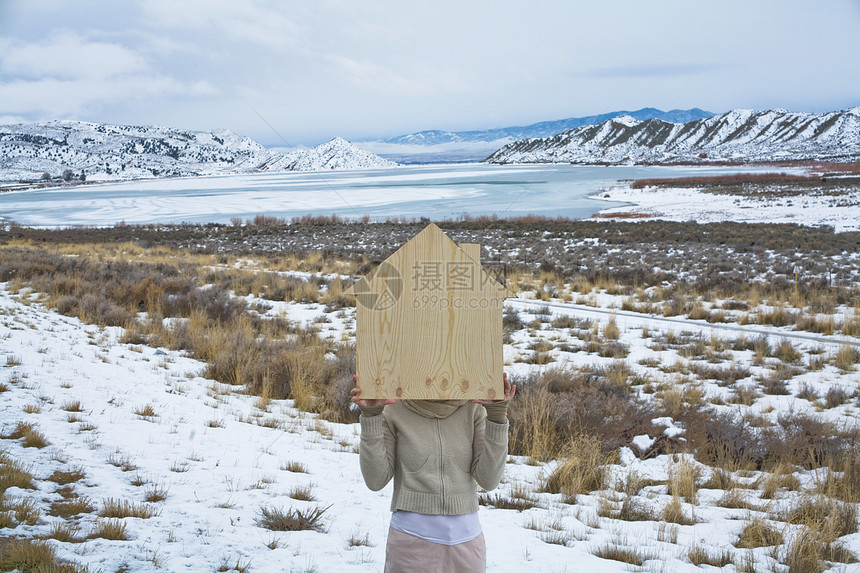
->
[472,372,516,404]
[351,375,397,408]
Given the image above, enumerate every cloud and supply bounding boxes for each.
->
[581,63,733,79]
[0,30,219,119]
[140,0,304,50]
[0,32,149,80]
[326,55,469,97]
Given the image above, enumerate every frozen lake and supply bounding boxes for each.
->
[0,163,782,226]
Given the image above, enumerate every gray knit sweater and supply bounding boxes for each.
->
[359,402,508,515]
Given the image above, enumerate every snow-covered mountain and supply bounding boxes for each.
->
[357,108,714,163]
[0,121,396,183]
[486,108,860,165]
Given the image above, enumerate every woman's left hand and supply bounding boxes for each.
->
[472,372,516,404]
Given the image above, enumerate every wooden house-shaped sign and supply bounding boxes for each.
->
[345,224,507,400]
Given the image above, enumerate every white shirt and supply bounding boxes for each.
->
[390,510,482,545]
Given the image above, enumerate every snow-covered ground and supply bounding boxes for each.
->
[3,277,860,572]
[593,184,860,232]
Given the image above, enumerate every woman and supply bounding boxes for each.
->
[351,374,515,573]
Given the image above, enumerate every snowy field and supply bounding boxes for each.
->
[2,277,860,572]
[593,183,860,232]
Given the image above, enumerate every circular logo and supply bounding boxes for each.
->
[353,261,403,311]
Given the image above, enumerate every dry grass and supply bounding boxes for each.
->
[89,519,128,540]
[46,521,85,543]
[508,386,563,461]
[48,496,96,518]
[144,483,169,503]
[667,457,700,504]
[0,452,35,493]
[478,492,538,512]
[591,543,654,566]
[833,344,860,371]
[287,485,316,502]
[47,466,86,485]
[280,460,308,473]
[661,493,697,525]
[688,544,735,567]
[99,498,160,519]
[543,433,611,502]
[134,403,158,418]
[256,504,329,532]
[735,516,784,548]
[3,421,49,448]
[61,400,84,412]
[779,495,857,541]
[0,538,88,572]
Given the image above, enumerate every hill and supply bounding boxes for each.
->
[0,121,396,183]
[357,108,714,163]
[486,107,860,165]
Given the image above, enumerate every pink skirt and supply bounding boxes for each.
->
[384,526,486,573]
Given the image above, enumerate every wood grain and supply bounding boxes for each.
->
[352,224,506,400]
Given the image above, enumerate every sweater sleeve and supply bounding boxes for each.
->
[470,407,508,492]
[359,411,396,491]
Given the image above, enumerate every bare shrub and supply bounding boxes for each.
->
[257,504,329,532]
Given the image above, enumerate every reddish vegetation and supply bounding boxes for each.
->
[630,173,816,189]
[808,161,860,175]
[590,212,653,219]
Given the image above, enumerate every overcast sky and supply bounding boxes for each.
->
[1,0,859,146]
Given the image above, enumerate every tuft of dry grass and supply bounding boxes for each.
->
[478,492,538,512]
[3,421,49,448]
[47,466,86,485]
[46,521,85,543]
[761,464,800,499]
[688,544,735,567]
[144,483,169,503]
[833,344,860,371]
[256,504,329,532]
[667,457,700,504]
[0,452,35,493]
[287,485,316,502]
[591,543,654,566]
[602,315,620,340]
[0,539,82,572]
[779,495,857,542]
[280,460,308,473]
[62,400,84,412]
[89,519,128,540]
[134,403,158,418]
[99,498,160,519]
[660,493,697,526]
[107,451,138,472]
[735,516,784,548]
[48,496,96,518]
[543,433,610,502]
[509,386,564,461]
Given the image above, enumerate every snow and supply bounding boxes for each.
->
[0,122,395,183]
[593,184,860,232]
[3,270,860,571]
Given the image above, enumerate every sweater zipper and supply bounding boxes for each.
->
[437,419,444,506]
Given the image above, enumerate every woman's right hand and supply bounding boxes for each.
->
[351,376,397,408]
